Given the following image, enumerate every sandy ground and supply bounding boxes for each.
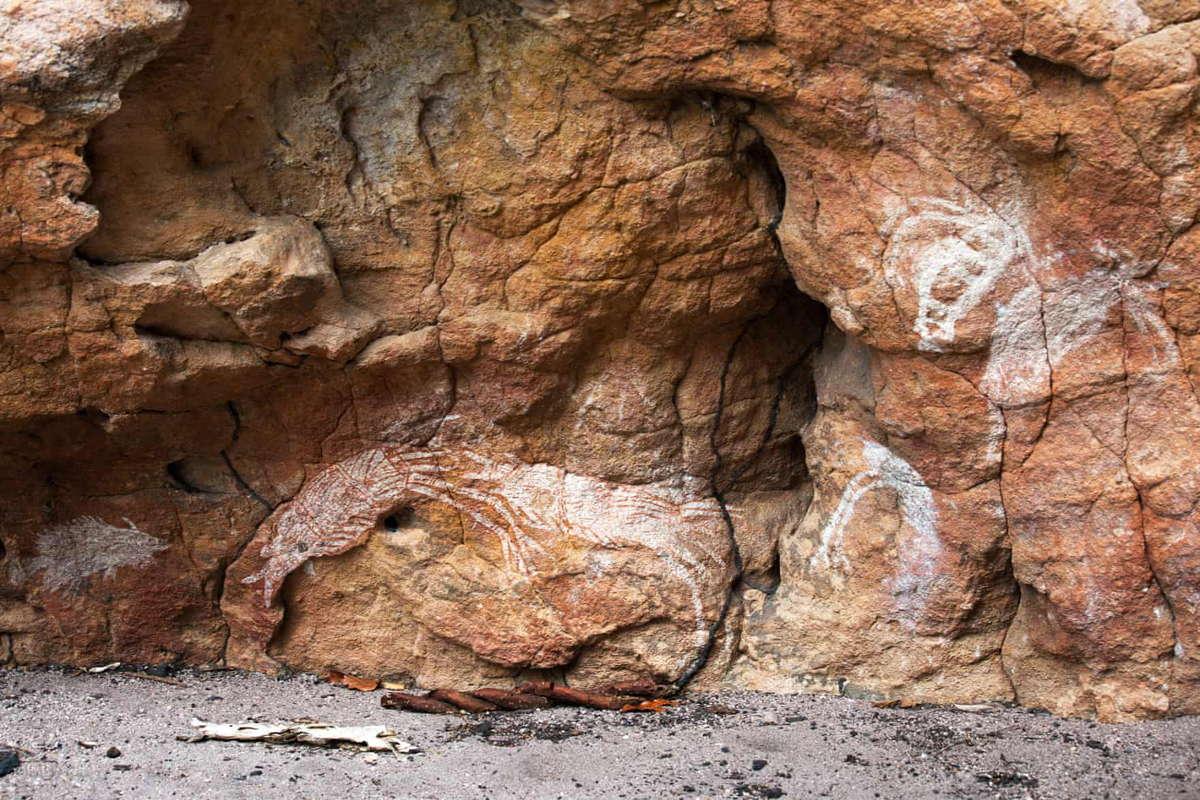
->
[0,667,1197,799]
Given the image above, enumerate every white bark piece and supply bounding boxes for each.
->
[188,718,419,753]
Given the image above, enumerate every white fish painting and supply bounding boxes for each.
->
[30,516,170,594]
[238,446,734,671]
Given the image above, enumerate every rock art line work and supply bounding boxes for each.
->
[812,440,939,579]
[983,245,1182,411]
[240,447,734,662]
[7,0,1200,720]
[883,197,1037,353]
[981,284,1051,408]
[30,516,170,594]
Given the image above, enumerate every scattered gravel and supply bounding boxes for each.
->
[0,666,1197,798]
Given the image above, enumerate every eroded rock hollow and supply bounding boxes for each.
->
[2,0,1198,720]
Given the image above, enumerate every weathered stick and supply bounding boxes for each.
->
[515,680,551,693]
[188,719,418,752]
[429,689,498,713]
[518,682,633,711]
[381,692,459,714]
[470,689,551,710]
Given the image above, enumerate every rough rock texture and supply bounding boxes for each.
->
[1,0,1198,721]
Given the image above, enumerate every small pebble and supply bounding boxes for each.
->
[106,746,121,758]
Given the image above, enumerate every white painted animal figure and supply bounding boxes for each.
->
[30,516,169,594]
[239,446,734,662]
[883,197,1036,353]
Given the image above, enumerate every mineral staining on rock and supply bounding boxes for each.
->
[2,0,1199,720]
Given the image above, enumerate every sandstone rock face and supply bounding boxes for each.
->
[1,0,1197,721]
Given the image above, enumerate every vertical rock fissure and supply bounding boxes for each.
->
[216,400,272,664]
[674,321,752,690]
[676,299,821,690]
[674,127,820,688]
[1118,288,1181,664]
[220,401,270,513]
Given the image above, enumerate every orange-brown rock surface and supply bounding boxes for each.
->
[1,0,1197,720]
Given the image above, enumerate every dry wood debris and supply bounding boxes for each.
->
[185,719,419,753]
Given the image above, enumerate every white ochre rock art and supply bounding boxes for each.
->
[229,446,734,676]
[812,441,939,616]
[883,197,1037,354]
[4,0,1200,720]
[30,517,169,594]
